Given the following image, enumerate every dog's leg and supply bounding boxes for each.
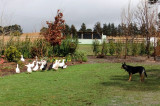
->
[140,73,144,82]
[128,74,132,81]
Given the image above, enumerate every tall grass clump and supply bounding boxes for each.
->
[31,39,52,58]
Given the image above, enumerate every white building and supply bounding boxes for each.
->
[77,32,107,44]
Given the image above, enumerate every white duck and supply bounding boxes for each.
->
[53,60,60,70]
[25,63,32,73]
[33,61,39,71]
[16,64,20,73]
[63,65,67,69]
[59,59,65,68]
[20,55,25,62]
[52,60,58,69]
[30,61,36,68]
[40,62,44,70]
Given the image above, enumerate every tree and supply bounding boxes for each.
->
[79,23,87,32]
[70,24,77,37]
[86,29,92,32]
[103,23,108,35]
[121,0,134,59]
[93,22,102,35]
[43,9,65,47]
[40,27,48,35]
[63,24,70,36]
[135,0,158,58]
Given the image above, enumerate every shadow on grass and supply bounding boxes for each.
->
[101,69,160,91]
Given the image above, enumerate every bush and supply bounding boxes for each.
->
[73,51,88,62]
[101,40,108,55]
[116,41,123,57]
[5,46,21,62]
[132,43,139,56]
[19,36,32,58]
[140,41,146,55]
[92,39,100,56]
[54,36,78,57]
[109,40,115,56]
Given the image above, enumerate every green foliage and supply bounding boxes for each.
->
[116,41,123,57]
[73,51,88,62]
[54,36,78,57]
[101,40,108,55]
[31,39,52,58]
[109,40,115,55]
[2,24,22,35]
[5,46,21,62]
[132,43,139,56]
[19,36,32,58]
[92,39,100,56]
[140,41,146,55]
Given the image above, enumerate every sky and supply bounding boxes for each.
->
[0,0,140,33]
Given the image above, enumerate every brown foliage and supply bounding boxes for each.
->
[44,9,65,46]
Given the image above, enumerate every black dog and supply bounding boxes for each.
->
[121,62,147,82]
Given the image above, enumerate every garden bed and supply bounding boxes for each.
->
[0,56,159,77]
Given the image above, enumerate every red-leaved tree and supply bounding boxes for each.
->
[44,9,65,46]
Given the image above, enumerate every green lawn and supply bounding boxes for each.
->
[77,44,93,55]
[0,63,160,105]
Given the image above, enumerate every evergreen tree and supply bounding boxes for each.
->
[63,24,70,35]
[79,23,87,32]
[93,22,102,35]
[70,24,77,37]
[107,23,111,36]
[86,29,92,32]
[103,23,108,35]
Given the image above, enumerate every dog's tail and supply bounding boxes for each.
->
[143,68,147,77]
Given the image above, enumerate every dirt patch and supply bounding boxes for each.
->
[0,56,159,77]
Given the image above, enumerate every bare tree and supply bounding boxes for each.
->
[135,0,158,58]
[121,0,134,59]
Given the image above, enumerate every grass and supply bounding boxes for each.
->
[77,44,93,55]
[0,63,160,105]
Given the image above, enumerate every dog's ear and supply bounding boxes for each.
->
[124,62,126,65]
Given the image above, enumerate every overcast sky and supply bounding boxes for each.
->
[0,0,140,33]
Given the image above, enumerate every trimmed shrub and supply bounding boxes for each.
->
[101,40,108,55]
[116,41,123,57]
[132,43,139,56]
[109,40,115,56]
[140,41,146,55]
[73,51,88,62]
[92,39,100,56]
[5,46,21,62]
[54,36,78,57]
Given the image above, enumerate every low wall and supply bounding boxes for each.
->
[78,39,103,44]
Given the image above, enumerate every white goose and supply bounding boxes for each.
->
[52,60,58,69]
[40,62,44,70]
[63,65,67,69]
[20,55,25,62]
[16,64,20,73]
[33,61,39,71]
[59,59,65,68]
[30,61,36,68]
[53,60,60,70]
[25,63,32,73]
